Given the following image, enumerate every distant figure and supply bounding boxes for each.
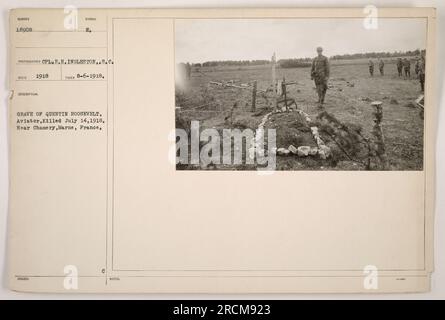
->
[396,58,403,77]
[415,58,420,76]
[378,59,385,76]
[403,58,411,78]
[185,62,192,80]
[310,46,330,108]
[419,55,426,92]
[368,60,374,77]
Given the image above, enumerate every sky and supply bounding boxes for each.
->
[175,18,427,63]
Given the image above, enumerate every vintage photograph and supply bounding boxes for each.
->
[175,18,426,171]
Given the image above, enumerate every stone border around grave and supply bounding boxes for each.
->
[273,108,332,159]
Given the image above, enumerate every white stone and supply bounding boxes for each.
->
[297,146,311,157]
[316,136,325,147]
[318,145,331,159]
[288,145,298,154]
[309,147,318,156]
[310,126,319,136]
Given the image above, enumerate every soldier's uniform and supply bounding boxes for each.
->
[403,59,411,78]
[378,59,384,76]
[397,58,403,77]
[368,60,374,76]
[185,63,191,80]
[311,54,330,106]
[415,59,420,76]
[419,56,426,92]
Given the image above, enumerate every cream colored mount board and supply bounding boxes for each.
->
[8,8,436,293]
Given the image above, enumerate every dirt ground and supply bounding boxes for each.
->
[176,60,424,170]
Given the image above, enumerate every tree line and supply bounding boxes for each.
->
[189,49,423,69]
[330,49,422,60]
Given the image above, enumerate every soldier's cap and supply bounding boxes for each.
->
[316,46,323,52]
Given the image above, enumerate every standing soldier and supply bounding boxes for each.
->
[311,46,330,108]
[368,60,374,77]
[378,59,385,76]
[403,58,411,79]
[419,54,426,92]
[397,58,403,77]
[415,58,420,76]
[185,62,192,80]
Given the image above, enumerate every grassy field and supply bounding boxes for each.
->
[176,60,424,170]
